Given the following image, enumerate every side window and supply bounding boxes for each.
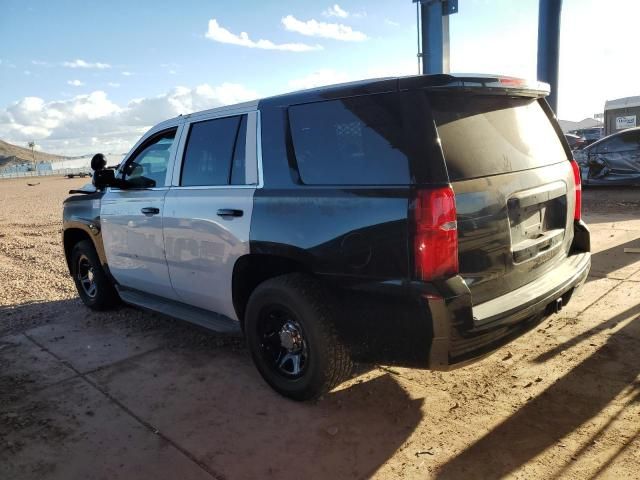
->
[288,94,410,185]
[181,115,249,186]
[597,135,627,153]
[621,130,640,146]
[122,129,176,188]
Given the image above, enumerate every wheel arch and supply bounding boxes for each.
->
[232,253,311,329]
[63,225,106,275]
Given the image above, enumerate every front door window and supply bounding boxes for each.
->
[121,130,176,188]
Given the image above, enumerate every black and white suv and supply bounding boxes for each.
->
[62,74,591,400]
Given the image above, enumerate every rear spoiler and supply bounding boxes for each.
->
[398,74,550,98]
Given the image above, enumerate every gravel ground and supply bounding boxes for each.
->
[1,175,639,480]
[0,177,80,308]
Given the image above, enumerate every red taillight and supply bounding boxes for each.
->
[570,159,582,221]
[498,77,526,87]
[412,186,459,281]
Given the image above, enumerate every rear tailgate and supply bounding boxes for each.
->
[430,93,576,306]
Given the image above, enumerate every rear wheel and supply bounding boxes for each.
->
[71,240,120,310]
[245,274,352,401]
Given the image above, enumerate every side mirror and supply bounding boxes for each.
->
[93,169,120,189]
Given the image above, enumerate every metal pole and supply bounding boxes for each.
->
[416,1,422,73]
[415,0,457,75]
[420,1,445,74]
[537,0,563,113]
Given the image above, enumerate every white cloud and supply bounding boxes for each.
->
[121,71,133,76]
[0,83,258,156]
[67,79,85,87]
[323,4,348,18]
[63,59,111,69]
[286,60,417,93]
[281,15,367,41]
[107,82,120,87]
[125,83,258,125]
[288,69,352,90]
[205,18,322,52]
[384,19,400,27]
[23,70,32,76]
[31,60,50,66]
[366,59,417,78]
[0,59,17,69]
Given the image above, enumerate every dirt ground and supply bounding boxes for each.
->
[1,176,639,480]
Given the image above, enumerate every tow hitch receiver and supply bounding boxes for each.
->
[548,297,563,314]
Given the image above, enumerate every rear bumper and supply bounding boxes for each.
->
[422,233,591,370]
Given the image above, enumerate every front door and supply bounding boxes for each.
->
[163,112,258,321]
[101,127,180,299]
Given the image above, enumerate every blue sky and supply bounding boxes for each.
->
[1,0,638,155]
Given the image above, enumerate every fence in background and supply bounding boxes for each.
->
[0,167,91,180]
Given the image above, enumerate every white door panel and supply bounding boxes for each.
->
[163,188,254,320]
[101,189,177,299]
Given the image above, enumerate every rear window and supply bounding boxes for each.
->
[430,95,567,181]
[288,94,412,185]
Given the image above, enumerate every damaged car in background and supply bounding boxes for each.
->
[564,133,585,150]
[575,127,640,186]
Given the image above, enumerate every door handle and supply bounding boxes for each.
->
[217,208,243,218]
[141,207,160,215]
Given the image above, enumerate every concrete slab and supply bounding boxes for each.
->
[0,334,76,399]
[588,228,640,279]
[0,377,212,480]
[91,349,425,480]
[577,281,640,325]
[628,269,640,282]
[560,276,620,317]
[584,214,640,231]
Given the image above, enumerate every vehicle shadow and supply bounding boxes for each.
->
[532,302,640,364]
[183,372,426,480]
[1,299,83,337]
[589,238,640,278]
[435,308,640,479]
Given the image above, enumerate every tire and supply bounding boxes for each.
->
[245,273,352,401]
[71,240,120,310]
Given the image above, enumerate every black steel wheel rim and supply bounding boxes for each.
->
[77,255,97,298]
[257,305,309,378]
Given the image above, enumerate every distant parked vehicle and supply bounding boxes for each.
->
[574,127,640,186]
[65,172,90,179]
[565,133,585,150]
[570,127,603,147]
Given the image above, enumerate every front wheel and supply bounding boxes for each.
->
[71,240,120,310]
[245,274,352,401]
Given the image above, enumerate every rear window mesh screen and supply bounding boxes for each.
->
[288,94,411,185]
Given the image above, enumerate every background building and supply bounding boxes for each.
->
[604,96,640,135]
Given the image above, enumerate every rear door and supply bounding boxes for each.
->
[101,127,181,299]
[429,94,575,305]
[163,111,259,321]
